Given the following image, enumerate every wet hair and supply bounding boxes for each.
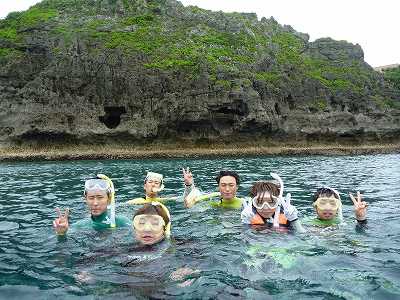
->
[249,181,280,201]
[133,203,170,225]
[215,170,240,185]
[312,187,340,202]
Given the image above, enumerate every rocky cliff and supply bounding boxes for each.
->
[1,0,399,145]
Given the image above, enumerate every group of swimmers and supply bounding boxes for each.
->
[53,168,368,246]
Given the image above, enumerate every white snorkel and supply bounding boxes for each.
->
[270,172,284,228]
[145,172,165,193]
[96,174,116,228]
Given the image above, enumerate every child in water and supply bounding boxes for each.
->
[241,173,304,232]
[309,187,368,227]
[132,202,171,245]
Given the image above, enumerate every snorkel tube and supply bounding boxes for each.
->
[97,174,116,228]
[156,201,171,238]
[270,173,284,228]
[145,172,165,193]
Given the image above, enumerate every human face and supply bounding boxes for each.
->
[254,192,276,219]
[133,214,165,245]
[85,190,109,216]
[218,176,238,200]
[144,179,161,198]
[315,195,339,220]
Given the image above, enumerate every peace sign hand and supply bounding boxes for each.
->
[349,191,368,221]
[182,167,194,186]
[53,207,70,235]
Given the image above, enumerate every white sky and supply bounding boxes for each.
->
[1,0,398,67]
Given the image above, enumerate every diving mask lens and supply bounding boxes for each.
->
[85,179,109,191]
[252,195,279,210]
[133,215,165,231]
[315,197,339,210]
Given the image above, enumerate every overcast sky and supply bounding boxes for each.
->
[1,0,398,67]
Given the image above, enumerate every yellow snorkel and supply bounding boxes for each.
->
[155,201,171,238]
[97,174,116,228]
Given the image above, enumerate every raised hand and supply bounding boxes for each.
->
[53,207,70,235]
[241,198,256,224]
[182,167,194,186]
[280,193,298,221]
[349,191,368,221]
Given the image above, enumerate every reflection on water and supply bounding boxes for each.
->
[0,154,400,299]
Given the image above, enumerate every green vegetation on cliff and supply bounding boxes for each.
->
[384,66,400,90]
[0,0,399,145]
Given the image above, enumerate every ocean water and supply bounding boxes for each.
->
[0,154,399,299]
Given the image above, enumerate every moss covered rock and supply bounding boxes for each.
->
[0,0,399,145]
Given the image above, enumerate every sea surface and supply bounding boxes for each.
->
[0,154,399,299]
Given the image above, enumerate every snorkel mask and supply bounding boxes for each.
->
[84,178,113,194]
[144,172,165,193]
[252,192,280,210]
[84,174,116,228]
[270,173,284,228]
[251,173,284,228]
[313,187,343,221]
[133,202,171,237]
[314,197,340,211]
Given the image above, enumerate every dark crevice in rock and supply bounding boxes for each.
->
[212,101,249,117]
[274,103,281,115]
[15,130,76,143]
[174,120,219,136]
[286,94,295,110]
[99,106,126,129]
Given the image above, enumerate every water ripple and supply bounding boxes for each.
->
[0,154,399,298]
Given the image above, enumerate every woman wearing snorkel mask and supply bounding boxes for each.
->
[131,202,199,286]
[53,174,130,235]
[310,187,368,226]
[126,172,178,205]
[241,173,304,231]
[132,202,171,246]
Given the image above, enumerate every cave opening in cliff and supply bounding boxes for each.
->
[99,106,126,129]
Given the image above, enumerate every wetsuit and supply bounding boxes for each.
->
[184,184,243,209]
[73,211,131,230]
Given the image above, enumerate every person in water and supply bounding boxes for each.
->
[310,187,368,226]
[182,168,243,209]
[53,174,130,235]
[126,172,177,205]
[132,202,171,245]
[241,173,304,231]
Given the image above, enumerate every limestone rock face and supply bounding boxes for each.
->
[0,0,399,145]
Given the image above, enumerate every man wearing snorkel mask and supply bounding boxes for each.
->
[182,168,243,209]
[127,172,177,205]
[241,173,304,231]
[311,187,368,226]
[53,174,130,235]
